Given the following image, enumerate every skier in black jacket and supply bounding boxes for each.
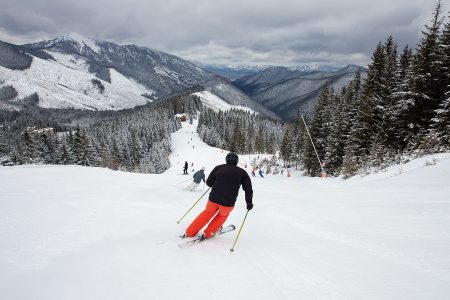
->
[183,161,188,174]
[185,152,253,239]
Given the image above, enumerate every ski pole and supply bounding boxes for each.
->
[177,187,211,224]
[230,209,250,253]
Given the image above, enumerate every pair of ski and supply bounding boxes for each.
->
[178,225,235,248]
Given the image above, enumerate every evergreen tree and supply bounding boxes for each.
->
[280,124,293,166]
[431,13,450,149]
[65,131,76,164]
[341,142,361,178]
[347,42,387,170]
[73,126,84,165]
[60,142,71,165]
[412,0,445,138]
[255,128,265,154]
[380,36,399,150]
[303,84,332,175]
[79,129,95,166]
[392,45,417,150]
[21,129,35,163]
[325,92,346,175]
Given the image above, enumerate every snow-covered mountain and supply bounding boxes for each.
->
[233,65,367,119]
[0,34,212,110]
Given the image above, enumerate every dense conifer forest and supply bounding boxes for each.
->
[0,94,201,173]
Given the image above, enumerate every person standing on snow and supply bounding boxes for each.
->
[183,161,188,174]
[258,168,264,178]
[184,152,253,239]
[186,167,206,191]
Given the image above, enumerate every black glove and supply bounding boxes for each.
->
[247,203,253,210]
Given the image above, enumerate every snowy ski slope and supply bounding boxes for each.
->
[1,121,450,299]
[193,91,256,113]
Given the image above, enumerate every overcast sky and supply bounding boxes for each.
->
[0,0,448,67]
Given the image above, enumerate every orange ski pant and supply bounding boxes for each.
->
[186,200,234,238]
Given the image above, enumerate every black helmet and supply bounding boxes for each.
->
[226,152,239,165]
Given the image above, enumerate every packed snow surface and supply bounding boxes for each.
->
[1,121,450,299]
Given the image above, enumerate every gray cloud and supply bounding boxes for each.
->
[0,0,448,66]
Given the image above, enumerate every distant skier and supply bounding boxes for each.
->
[183,161,188,174]
[185,167,206,191]
[184,152,253,239]
[251,170,256,177]
[258,169,264,178]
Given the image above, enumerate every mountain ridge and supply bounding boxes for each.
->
[233,64,367,119]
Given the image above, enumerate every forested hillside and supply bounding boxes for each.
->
[278,2,450,177]
[1,94,201,173]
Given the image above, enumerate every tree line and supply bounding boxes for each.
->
[197,107,283,154]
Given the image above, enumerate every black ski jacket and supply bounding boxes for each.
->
[206,163,253,207]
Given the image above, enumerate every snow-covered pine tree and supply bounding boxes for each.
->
[21,129,35,164]
[38,132,58,164]
[79,129,96,166]
[380,36,399,151]
[302,84,332,175]
[348,42,386,170]
[341,73,364,176]
[365,36,400,168]
[341,141,361,178]
[280,124,293,166]
[324,89,347,175]
[255,128,265,154]
[391,45,417,151]
[411,0,445,149]
[60,142,71,165]
[231,119,242,153]
[110,138,122,170]
[431,12,450,149]
[73,126,84,165]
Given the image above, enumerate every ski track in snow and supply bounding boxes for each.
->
[1,120,450,299]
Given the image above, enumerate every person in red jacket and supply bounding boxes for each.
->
[185,152,253,239]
